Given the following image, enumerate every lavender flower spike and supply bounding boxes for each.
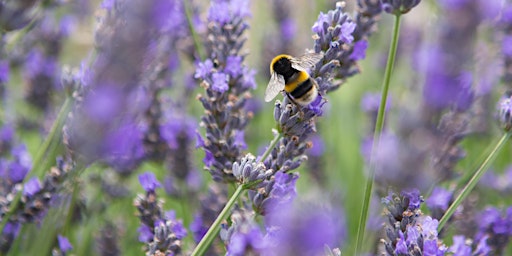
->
[195,0,256,183]
[381,189,447,255]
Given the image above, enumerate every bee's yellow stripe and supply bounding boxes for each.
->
[284,71,309,93]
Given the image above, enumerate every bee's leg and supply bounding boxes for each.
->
[284,92,299,106]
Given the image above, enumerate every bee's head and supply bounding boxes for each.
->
[271,55,293,76]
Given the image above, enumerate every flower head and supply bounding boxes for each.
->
[57,235,73,253]
[138,172,162,192]
[381,0,422,15]
[497,91,512,132]
[23,177,42,197]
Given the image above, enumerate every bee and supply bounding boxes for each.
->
[265,52,324,106]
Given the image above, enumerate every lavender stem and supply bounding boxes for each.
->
[437,132,511,232]
[0,96,73,234]
[257,131,283,164]
[183,0,205,60]
[191,184,245,256]
[355,13,402,255]
[191,130,283,255]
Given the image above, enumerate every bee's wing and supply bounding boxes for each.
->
[290,52,324,71]
[265,72,285,102]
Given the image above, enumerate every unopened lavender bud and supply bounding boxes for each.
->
[497,91,512,132]
[381,0,421,15]
[232,154,269,188]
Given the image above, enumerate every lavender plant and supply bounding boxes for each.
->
[2,0,512,255]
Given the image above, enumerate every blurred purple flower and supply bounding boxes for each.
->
[101,0,115,10]
[438,0,468,10]
[241,67,257,89]
[8,145,32,183]
[138,172,161,192]
[280,18,296,41]
[227,227,265,256]
[424,65,474,111]
[0,61,8,83]
[23,177,42,197]
[57,235,73,253]
[83,86,123,124]
[190,214,208,242]
[350,40,368,61]
[401,189,422,210]
[0,124,14,145]
[449,235,472,255]
[308,135,325,157]
[208,1,231,25]
[137,224,153,243]
[475,206,512,254]
[361,92,391,113]
[478,0,502,21]
[426,187,452,211]
[263,199,346,256]
[24,49,58,79]
[503,36,512,57]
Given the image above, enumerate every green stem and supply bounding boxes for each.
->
[191,185,245,256]
[257,131,283,164]
[183,0,206,60]
[0,97,73,234]
[437,132,511,232]
[355,14,401,255]
[190,131,282,255]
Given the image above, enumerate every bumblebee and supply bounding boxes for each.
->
[265,52,324,106]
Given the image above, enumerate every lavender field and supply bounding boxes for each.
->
[1,0,512,255]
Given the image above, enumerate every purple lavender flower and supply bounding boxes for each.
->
[382,190,447,255]
[313,1,381,93]
[262,198,346,256]
[194,59,214,80]
[249,171,299,216]
[138,172,162,192]
[226,227,265,256]
[196,0,256,182]
[8,145,32,183]
[426,187,453,220]
[474,206,512,254]
[0,124,13,155]
[350,40,369,61]
[138,224,153,243]
[22,177,42,197]
[0,60,9,83]
[449,235,472,255]
[0,222,20,253]
[134,175,186,255]
[221,207,265,256]
[57,235,73,253]
[211,72,229,93]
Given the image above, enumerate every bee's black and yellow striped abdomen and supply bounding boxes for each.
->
[271,55,313,100]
